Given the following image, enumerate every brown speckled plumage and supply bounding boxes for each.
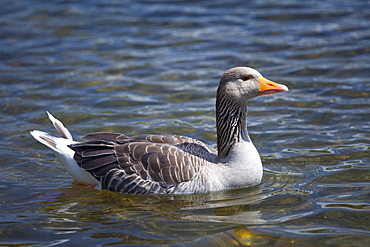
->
[70,133,217,194]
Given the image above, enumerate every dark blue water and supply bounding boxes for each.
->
[1,0,369,246]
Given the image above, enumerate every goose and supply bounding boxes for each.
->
[30,67,288,194]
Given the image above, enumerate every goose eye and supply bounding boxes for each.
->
[242,75,251,81]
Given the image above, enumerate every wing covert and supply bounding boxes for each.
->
[69,133,211,194]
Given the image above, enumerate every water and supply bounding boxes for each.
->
[1,0,369,246]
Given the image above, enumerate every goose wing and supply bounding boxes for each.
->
[69,132,217,194]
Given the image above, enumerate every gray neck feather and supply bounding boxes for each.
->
[216,95,249,160]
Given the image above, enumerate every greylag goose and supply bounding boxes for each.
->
[31,67,288,194]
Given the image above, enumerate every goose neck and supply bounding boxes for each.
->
[216,98,249,160]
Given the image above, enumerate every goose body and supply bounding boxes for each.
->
[31,67,288,194]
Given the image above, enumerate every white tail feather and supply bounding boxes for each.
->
[46,111,73,141]
[30,112,99,185]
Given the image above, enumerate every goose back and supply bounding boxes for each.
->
[69,132,218,194]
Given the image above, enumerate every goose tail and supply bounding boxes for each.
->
[30,112,99,185]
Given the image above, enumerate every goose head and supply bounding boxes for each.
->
[217,67,289,104]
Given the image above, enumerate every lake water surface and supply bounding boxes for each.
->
[1,0,369,246]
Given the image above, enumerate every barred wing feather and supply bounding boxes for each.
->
[69,133,217,194]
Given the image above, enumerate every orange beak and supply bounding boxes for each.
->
[258,77,289,95]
